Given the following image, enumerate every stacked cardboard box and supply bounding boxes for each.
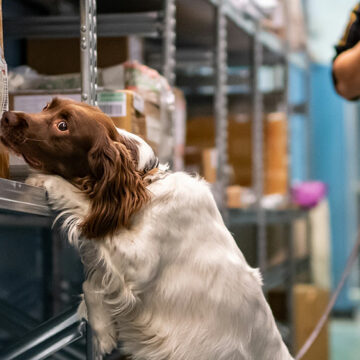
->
[27,37,142,75]
[264,112,288,194]
[186,112,288,197]
[294,284,329,360]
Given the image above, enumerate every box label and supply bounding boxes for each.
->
[98,92,127,117]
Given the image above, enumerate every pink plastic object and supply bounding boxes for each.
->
[291,181,327,209]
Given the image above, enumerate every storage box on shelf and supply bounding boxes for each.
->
[27,37,143,75]
[0,142,8,179]
[186,112,288,197]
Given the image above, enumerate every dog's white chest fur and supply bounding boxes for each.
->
[28,171,293,360]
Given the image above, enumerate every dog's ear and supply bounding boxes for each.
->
[79,133,149,239]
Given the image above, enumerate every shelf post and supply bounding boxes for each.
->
[80,0,97,106]
[159,0,176,165]
[163,0,176,86]
[80,2,98,358]
[252,20,266,272]
[214,0,229,214]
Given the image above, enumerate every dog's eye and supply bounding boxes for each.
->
[57,121,68,131]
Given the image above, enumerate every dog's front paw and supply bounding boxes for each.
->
[26,174,67,207]
[26,173,50,188]
[77,296,88,321]
[26,174,66,196]
[26,174,88,215]
[94,329,117,355]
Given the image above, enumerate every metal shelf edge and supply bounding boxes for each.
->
[0,178,52,217]
[228,208,309,225]
[4,12,163,39]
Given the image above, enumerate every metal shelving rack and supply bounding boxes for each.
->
[0,0,311,357]
[0,0,179,358]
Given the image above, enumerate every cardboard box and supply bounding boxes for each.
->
[202,148,217,183]
[186,113,288,194]
[265,112,288,194]
[227,186,242,208]
[0,143,9,179]
[294,284,329,360]
[184,147,217,183]
[27,37,142,75]
[97,90,146,138]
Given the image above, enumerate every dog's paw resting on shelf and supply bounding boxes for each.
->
[0,98,293,360]
[26,173,89,214]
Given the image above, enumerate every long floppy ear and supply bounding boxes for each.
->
[79,134,150,239]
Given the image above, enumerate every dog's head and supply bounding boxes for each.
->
[0,97,157,239]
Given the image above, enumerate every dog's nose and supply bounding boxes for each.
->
[1,111,27,128]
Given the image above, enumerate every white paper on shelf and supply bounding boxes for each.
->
[13,94,81,113]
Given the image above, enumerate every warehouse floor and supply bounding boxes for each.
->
[331,316,360,360]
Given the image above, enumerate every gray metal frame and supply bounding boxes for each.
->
[163,0,176,87]
[4,13,163,39]
[0,306,86,360]
[0,300,85,360]
[159,0,177,165]
[79,1,98,357]
[214,0,229,212]
[252,20,267,273]
[80,0,98,106]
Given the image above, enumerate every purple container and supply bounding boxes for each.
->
[291,181,327,209]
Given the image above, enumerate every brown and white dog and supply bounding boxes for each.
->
[0,98,293,360]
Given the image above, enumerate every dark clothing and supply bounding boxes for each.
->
[333,3,360,100]
[335,3,360,59]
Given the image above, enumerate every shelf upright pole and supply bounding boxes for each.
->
[163,0,176,86]
[80,0,98,106]
[80,2,98,359]
[283,1,296,351]
[214,0,229,215]
[160,0,176,165]
[252,21,266,272]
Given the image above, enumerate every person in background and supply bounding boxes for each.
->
[333,3,360,100]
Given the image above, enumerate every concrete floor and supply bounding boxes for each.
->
[330,317,360,360]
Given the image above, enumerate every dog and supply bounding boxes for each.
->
[0,98,293,360]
